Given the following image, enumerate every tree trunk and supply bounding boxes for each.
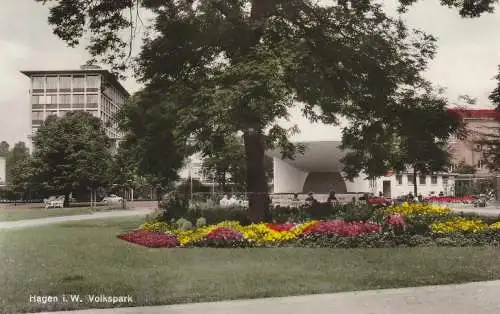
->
[413,166,418,197]
[64,193,70,208]
[243,130,271,223]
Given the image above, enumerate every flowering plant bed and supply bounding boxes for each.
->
[425,195,477,203]
[119,203,500,249]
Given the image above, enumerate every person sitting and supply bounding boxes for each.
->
[439,191,444,196]
[219,195,229,207]
[228,195,238,206]
[327,190,338,203]
[378,191,383,198]
[305,192,317,204]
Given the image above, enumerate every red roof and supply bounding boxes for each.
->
[447,109,500,119]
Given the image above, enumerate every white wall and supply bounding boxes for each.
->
[343,172,371,193]
[0,156,6,185]
[273,157,309,193]
[388,174,455,198]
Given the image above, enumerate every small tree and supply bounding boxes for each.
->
[31,112,113,207]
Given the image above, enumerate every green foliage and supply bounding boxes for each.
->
[38,0,458,222]
[398,0,498,18]
[175,218,193,231]
[454,160,477,174]
[30,112,113,204]
[186,207,252,226]
[196,217,207,228]
[5,142,29,185]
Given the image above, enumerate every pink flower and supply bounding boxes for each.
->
[206,227,243,241]
[119,231,179,248]
[388,214,405,226]
[303,220,381,237]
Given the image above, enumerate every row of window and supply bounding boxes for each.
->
[32,75,100,90]
[32,94,99,105]
[32,110,100,123]
[395,174,449,186]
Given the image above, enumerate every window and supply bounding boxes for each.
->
[31,111,44,125]
[443,176,449,186]
[86,75,100,89]
[46,76,58,90]
[478,159,484,168]
[46,110,57,118]
[431,175,438,185]
[396,175,403,185]
[475,144,482,152]
[407,175,414,185]
[45,95,57,105]
[87,94,98,107]
[72,94,85,108]
[59,76,71,90]
[73,76,85,90]
[31,111,44,120]
[32,77,44,90]
[31,95,41,104]
[419,175,426,185]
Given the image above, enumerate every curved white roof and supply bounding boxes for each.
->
[266,141,346,172]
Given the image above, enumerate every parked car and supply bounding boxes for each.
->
[102,194,123,204]
[43,195,65,208]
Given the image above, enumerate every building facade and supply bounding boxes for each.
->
[448,109,500,174]
[21,65,130,149]
[267,141,455,199]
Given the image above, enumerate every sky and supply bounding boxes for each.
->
[1,0,500,147]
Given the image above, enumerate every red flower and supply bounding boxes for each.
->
[388,214,405,226]
[303,220,381,237]
[206,227,243,241]
[266,223,296,232]
[118,231,179,248]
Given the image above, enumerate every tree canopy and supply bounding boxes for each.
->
[38,0,464,221]
[30,111,113,206]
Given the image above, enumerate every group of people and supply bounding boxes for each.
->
[219,194,249,208]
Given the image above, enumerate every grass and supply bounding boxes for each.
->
[3,217,500,313]
[0,207,95,222]
[0,203,132,222]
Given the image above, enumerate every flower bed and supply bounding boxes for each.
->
[119,203,500,249]
[425,195,477,204]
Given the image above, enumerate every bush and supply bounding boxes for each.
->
[196,217,207,228]
[176,218,193,230]
[158,192,189,222]
[339,202,377,222]
[188,206,252,226]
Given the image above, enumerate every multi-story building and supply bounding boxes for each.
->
[21,65,130,149]
[448,109,500,174]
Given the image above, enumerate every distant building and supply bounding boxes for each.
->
[267,141,454,199]
[448,109,500,174]
[21,65,130,149]
[0,155,6,186]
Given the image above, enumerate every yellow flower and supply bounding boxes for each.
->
[431,217,487,233]
[386,203,450,216]
[490,222,500,230]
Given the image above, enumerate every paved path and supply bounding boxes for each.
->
[38,280,500,314]
[0,205,156,230]
[450,206,500,216]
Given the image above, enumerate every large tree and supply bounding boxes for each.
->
[5,142,30,185]
[38,0,460,221]
[341,87,465,196]
[31,111,113,206]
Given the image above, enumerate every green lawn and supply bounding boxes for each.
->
[2,217,500,313]
[0,207,95,222]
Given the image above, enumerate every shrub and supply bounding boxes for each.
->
[188,207,252,226]
[196,217,207,228]
[158,192,189,222]
[176,218,193,230]
[339,203,377,222]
